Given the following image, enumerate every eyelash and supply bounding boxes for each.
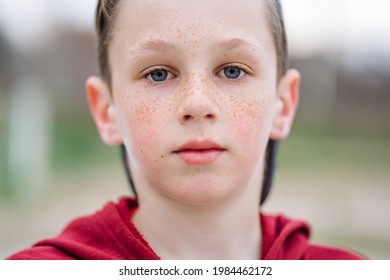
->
[142,66,176,86]
[217,63,250,81]
[141,63,251,85]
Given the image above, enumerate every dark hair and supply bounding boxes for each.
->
[95,0,288,205]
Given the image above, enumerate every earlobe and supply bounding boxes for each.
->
[270,69,300,140]
[86,76,123,146]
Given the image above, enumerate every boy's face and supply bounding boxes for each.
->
[87,0,299,206]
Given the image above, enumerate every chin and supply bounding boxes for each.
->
[162,175,241,207]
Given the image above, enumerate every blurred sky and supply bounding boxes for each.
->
[283,0,390,56]
[0,0,390,57]
[0,0,96,52]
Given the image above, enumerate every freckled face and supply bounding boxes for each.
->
[109,0,278,205]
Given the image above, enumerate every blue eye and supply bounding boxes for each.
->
[221,66,246,79]
[148,69,169,82]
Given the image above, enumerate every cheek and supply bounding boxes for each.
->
[130,106,157,149]
[225,89,275,173]
[117,91,167,165]
[229,95,274,146]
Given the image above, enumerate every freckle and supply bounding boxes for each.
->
[161,155,164,159]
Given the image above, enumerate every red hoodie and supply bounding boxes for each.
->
[7,197,364,260]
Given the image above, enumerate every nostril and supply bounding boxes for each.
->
[206,114,214,119]
[183,115,193,121]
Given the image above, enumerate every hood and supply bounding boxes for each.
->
[260,212,311,260]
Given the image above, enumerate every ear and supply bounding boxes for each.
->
[270,69,300,140]
[86,76,122,146]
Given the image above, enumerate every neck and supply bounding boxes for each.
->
[132,191,261,260]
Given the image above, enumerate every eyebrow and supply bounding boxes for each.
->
[221,38,259,52]
[132,38,259,53]
[133,39,175,53]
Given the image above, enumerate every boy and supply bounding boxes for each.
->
[8,0,364,260]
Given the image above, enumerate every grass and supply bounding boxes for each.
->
[278,125,390,173]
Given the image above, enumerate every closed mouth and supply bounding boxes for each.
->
[174,140,225,152]
[173,140,226,165]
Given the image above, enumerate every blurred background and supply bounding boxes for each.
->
[0,0,389,259]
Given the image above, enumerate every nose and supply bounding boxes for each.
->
[176,75,220,125]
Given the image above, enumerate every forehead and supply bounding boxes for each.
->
[110,0,275,62]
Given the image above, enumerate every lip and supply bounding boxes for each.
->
[173,140,226,165]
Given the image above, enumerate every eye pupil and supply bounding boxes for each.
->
[224,67,241,79]
[151,69,168,81]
